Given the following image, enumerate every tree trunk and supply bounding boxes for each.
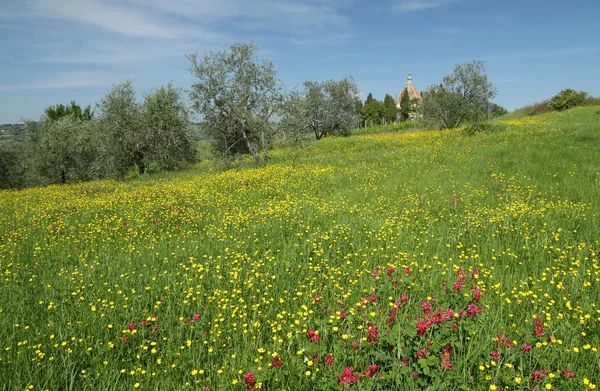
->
[241,128,260,164]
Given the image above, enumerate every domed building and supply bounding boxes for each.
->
[395,73,422,108]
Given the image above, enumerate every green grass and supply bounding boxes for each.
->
[0,107,599,390]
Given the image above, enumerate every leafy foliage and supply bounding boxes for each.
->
[399,89,410,122]
[140,84,196,171]
[44,101,93,122]
[490,103,508,118]
[360,93,383,126]
[280,77,360,141]
[382,94,397,124]
[187,41,282,165]
[547,88,588,111]
[422,60,496,128]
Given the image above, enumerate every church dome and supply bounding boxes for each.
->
[396,73,423,108]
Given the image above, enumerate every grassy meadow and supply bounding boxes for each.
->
[0,107,599,390]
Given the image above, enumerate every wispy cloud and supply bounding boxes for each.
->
[290,33,353,46]
[33,0,181,38]
[0,73,112,92]
[391,0,460,13]
[484,46,600,61]
[433,27,462,35]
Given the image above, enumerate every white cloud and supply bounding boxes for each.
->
[391,0,459,13]
[0,73,112,92]
[433,27,462,35]
[290,33,353,46]
[33,0,181,38]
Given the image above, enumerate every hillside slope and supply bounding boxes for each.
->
[0,107,599,390]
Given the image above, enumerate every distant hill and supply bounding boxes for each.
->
[0,123,26,142]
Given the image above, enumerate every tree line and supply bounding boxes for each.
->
[1,41,505,190]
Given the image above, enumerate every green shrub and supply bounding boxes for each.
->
[547,88,588,111]
[463,121,506,135]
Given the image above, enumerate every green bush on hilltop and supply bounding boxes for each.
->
[547,88,588,111]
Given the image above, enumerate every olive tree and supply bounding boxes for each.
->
[187,42,282,165]
[280,77,359,140]
[141,84,196,171]
[422,60,496,128]
[97,81,195,174]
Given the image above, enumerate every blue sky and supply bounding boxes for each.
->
[1,0,599,124]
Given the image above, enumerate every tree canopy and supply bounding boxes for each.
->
[422,60,496,128]
[187,42,282,165]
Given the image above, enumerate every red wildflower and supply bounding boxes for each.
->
[325,354,334,367]
[490,350,501,361]
[472,286,481,302]
[400,293,409,303]
[367,324,378,344]
[534,317,545,337]
[387,266,395,276]
[404,267,412,275]
[371,267,380,278]
[337,366,361,387]
[471,267,479,279]
[307,329,321,343]
[128,321,138,330]
[416,321,429,336]
[193,313,201,321]
[339,310,347,320]
[386,308,397,326]
[453,276,465,292]
[243,372,256,390]
[531,368,549,389]
[562,368,574,378]
[313,295,322,303]
[365,364,378,377]
[466,303,483,317]
[120,335,129,344]
[270,356,282,368]
[420,299,432,315]
[520,343,532,352]
[416,348,430,359]
[351,339,360,351]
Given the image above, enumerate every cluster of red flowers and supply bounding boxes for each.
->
[371,267,380,278]
[562,368,574,378]
[495,334,514,349]
[385,308,397,326]
[520,342,532,352]
[472,286,481,302]
[416,307,456,336]
[243,371,255,390]
[440,345,453,371]
[533,317,545,337]
[367,324,378,344]
[307,329,321,343]
[466,303,483,317]
[184,313,201,327]
[364,364,379,377]
[337,366,361,387]
[270,356,282,368]
[325,354,334,366]
[386,266,395,276]
[453,267,466,292]
[531,367,549,389]
[416,348,430,359]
